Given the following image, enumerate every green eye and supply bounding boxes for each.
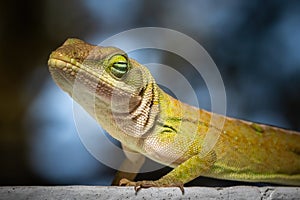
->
[109,55,129,79]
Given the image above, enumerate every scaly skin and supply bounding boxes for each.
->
[48,38,300,192]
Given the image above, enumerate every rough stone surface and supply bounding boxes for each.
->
[0,186,299,200]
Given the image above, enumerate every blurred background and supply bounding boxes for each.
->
[0,0,300,186]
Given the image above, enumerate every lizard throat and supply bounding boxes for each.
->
[112,81,160,138]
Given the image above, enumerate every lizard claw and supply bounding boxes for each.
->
[119,178,184,194]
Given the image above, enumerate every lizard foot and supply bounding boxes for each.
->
[119,178,184,194]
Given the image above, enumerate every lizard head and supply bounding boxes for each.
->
[48,38,159,138]
[48,38,151,110]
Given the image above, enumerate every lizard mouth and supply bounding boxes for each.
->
[48,56,142,113]
[48,57,98,95]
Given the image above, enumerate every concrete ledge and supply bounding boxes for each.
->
[1,186,299,200]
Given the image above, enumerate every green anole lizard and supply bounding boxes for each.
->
[48,38,300,192]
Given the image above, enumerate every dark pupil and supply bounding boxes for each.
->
[112,61,128,78]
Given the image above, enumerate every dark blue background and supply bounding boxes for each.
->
[0,0,299,186]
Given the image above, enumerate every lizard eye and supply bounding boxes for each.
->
[109,55,129,79]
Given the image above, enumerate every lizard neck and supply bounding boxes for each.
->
[105,79,160,141]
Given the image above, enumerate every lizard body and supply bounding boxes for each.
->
[48,38,300,191]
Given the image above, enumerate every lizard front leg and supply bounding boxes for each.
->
[119,150,216,193]
[112,144,146,185]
